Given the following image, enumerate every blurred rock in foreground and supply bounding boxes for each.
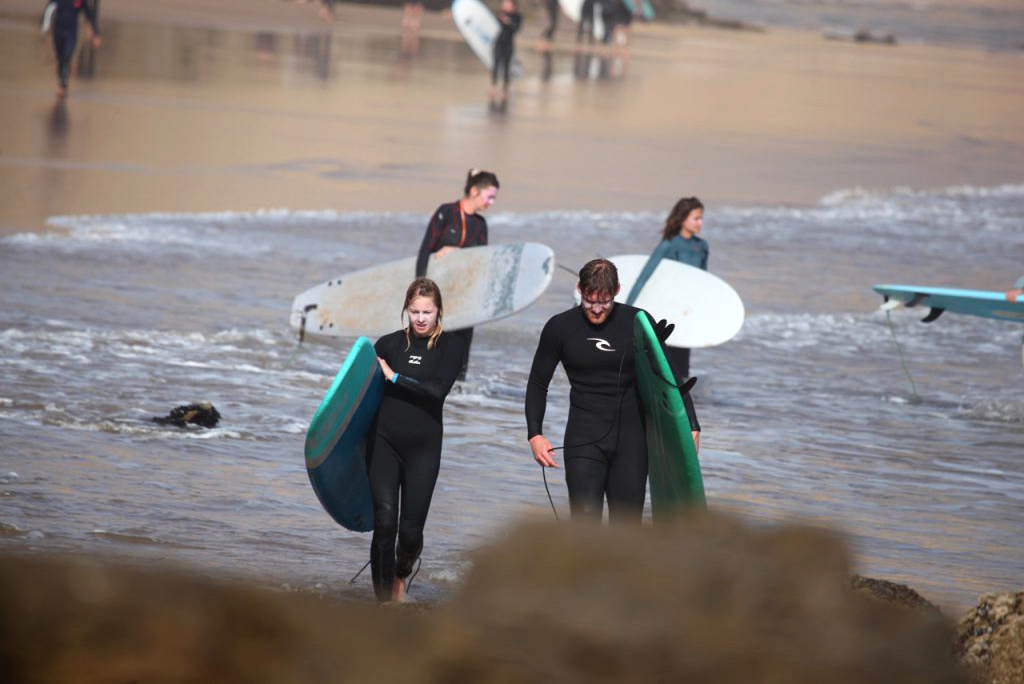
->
[955,591,1024,684]
[0,512,976,683]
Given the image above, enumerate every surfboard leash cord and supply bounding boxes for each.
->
[282,304,319,370]
[348,557,422,593]
[884,309,920,402]
[537,351,631,521]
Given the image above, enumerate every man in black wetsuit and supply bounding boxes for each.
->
[525,258,700,524]
[47,0,102,98]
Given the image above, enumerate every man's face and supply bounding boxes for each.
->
[579,288,616,325]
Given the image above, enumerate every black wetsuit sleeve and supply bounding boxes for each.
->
[415,205,448,277]
[393,334,466,402]
[525,318,561,439]
[683,390,700,432]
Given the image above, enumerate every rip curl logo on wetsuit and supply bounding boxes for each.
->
[408,355,423,365]
[587,338,615,352]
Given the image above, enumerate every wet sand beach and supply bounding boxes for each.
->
[1,0,1022,234]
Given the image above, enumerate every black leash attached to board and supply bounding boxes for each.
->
[283,303,318,370]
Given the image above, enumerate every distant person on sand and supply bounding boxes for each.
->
[318,0,336,23]
[415,169,500,380]
[627,196,708,378]
[368,278,465,603]
[44,0,102,98]
[526,258,700,525]
[540,0,559,47]
[577,0,603,44]
[402,0,424,38]
[1005,276,1024,302]
[490,0,522,109]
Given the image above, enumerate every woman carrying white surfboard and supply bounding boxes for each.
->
[627,196,709,377]
[367,278,466,603]
[415,169,501,380]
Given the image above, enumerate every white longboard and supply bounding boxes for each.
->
[452,0,523,78]
[292,242,555,339]
[558,0,605,40]
[574,254,744,348]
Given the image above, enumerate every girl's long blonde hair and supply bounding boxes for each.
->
[402,277,444,350]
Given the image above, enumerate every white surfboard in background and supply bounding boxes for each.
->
[291,242,555,339]
[574,254,745,348]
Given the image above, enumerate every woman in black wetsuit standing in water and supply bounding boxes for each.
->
[367,278,465,603]
[415,169,500,381]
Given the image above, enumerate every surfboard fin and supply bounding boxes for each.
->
[921,308,944,323]
[879,297,902,311]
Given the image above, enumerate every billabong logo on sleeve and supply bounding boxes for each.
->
[408,355,423,365]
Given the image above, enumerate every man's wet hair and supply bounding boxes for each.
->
[578,258,619,297]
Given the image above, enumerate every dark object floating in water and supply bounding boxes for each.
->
[152,402,221,428]
[824,29,898,45]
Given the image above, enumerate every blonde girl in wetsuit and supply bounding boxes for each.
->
[367,278,465,602]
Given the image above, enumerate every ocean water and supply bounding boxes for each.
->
[1,184,1022,611]
[687,0,1024,51]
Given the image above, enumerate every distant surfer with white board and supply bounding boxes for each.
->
[416,169,500,380]
[627,196,709,377]
[526,258,701,524]
[367,278,466,603]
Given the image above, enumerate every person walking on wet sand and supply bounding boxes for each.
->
[367,278,465,603]
[416,169,500,381]
[526,258,701,525]
[44,0,102,98]
[539,0,559,47]
[490,0,521,109]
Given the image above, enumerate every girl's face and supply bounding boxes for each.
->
[467,185,498,213]
[680,208,704,238]
[407,295,439,337]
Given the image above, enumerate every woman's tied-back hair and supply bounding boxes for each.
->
[661,196,704,241]
[464,168,500,196]
[578,258,619,299]
[402,277,444,350]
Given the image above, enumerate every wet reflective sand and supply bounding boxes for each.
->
[1,0,1022,234]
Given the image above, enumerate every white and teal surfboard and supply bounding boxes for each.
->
[873,285,1024,324]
